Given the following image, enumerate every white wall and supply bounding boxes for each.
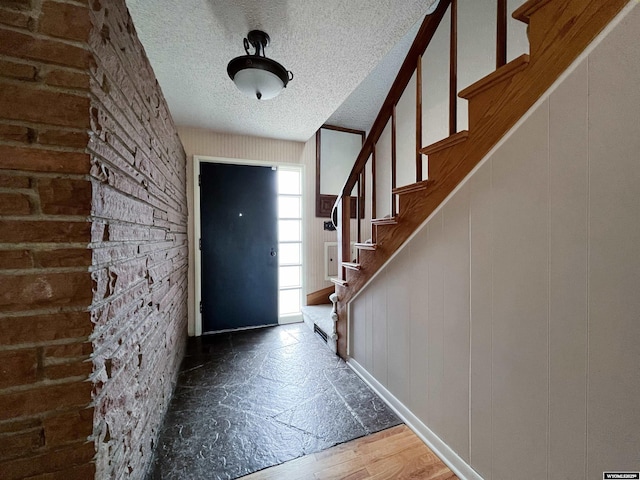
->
[349,5,640,479]
[179,128,358,335]
[375,120,393,218]
[396,72,417,188]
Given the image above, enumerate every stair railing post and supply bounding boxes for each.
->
[416,55,423,182]
[337,195,351,282]
[449,0,458,135]
[497,0,508,68]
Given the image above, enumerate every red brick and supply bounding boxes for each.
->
[0,271,93,312]
[0,125,32,143]
[0,28,91,69]
[0,381,92,421]
[0,311,91,346]
[43,69,90,90]
[0,172,30,188]
[38,178,91,215]
[25,461,95,480]
[0,192,31,214]
[0,249,32,269]
[0,146,90,174]
[33,248,92,268]
[0,220,90,243]
[44,342,91,360]
[0,0,32,11]
[1,441,94,480]
[0,426,44,461]
[0,59,36,80]
[0,417,40,434]
[39,1,90,42]
[44,361,93,380]
[0,83,90,128]
[42,409,93,447]
[0,8,31,29]
[0,349,38,388]
[37,129,88,149]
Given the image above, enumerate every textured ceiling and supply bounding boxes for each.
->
[125,0,439,142]
[326,18,423,133]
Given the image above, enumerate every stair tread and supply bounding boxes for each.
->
[459,54,530,99]
[330,277,348,287]
[371,216,398,225]
[343,262,361,271]
[392,180,432,196]
[355,242,377,251]
[512,0,554,23]
[420,131,469,156]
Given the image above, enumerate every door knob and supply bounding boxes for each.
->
[270,248,276,257]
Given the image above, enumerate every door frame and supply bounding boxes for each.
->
[193,155,305,336]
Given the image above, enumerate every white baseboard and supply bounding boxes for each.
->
[347,358,483,480]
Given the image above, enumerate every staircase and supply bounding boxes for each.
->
[332,0,629,358]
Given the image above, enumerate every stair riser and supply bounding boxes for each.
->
[465,66,529,131]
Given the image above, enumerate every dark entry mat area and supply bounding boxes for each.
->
[146,323,401,480]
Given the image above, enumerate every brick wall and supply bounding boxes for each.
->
[88,1,188,478]
[0,0,188,478]
[0,0,95,477]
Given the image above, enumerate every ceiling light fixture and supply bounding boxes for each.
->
[227,30,293,101]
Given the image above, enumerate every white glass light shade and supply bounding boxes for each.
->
[233,68,284,100]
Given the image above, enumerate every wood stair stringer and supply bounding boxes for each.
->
[334,0,629,359]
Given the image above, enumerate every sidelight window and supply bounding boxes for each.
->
[277,167,303,318]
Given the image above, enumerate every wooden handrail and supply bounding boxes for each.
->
[332,0,452,204]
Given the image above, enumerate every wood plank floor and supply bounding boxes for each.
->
[238,425,458,480]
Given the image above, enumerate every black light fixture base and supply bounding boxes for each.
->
[228,29,293,100]
[246,30,270,53]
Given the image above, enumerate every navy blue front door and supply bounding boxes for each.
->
[200,162,278,332]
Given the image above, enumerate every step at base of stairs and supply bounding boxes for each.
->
[330,277,348,287]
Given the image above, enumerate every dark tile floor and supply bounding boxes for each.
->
[146,323,401,480]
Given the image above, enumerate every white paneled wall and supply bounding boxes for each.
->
[349,5,640,478]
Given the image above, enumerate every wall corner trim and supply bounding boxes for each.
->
[347,358,484,480]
